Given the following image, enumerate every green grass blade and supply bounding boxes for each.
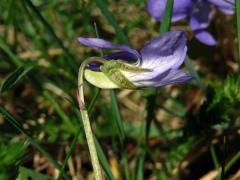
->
[225,150,240,172]
[144,88,157,140]
[94,137,115,180]
[17,167,53,180]
[110,90,125,144]
[210,144,219,170]
[135,152,145,180]
[0,106,70,180]
[0,37,22,67]
[93,0,130,45]
[123,151,130,180]
[159,0,174,33]
[1,62,35,93]
[88,88,101,114]
[94,21,104,56]
[210,144,221,180]
[110,91,130,179]
[221,136,227,179]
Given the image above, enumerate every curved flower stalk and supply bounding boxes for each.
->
[78,30,194,89]
[77,58,104,180]
[147,0,235,46]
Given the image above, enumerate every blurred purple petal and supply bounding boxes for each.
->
[147,0,193,22]
[78,37,141,61]
[208,0,234,14]
[194,30,216,46]
[189,2,214,31]
[140,30,187,73]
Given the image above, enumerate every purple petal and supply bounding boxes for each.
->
[194,30,216,46]
[135,69,194,87]
[78,37,141,62]
[103,51,138,61]
[208,0,234,14]
[189,2,214,31]
[140,30,187,74]
[147,0,193,22]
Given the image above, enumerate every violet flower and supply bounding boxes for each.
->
[147,0,235,46]
[78,30,194,89]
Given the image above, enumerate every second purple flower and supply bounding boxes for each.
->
[147,0,235,46]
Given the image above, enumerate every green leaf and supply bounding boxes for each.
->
[17,167,53,180]
[1,62,35,93]
[159,0,174,33]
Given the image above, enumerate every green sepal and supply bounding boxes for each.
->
[100,60,152,89]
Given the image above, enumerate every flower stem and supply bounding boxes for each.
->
[77,57,105,180]
[80,109,102,179]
